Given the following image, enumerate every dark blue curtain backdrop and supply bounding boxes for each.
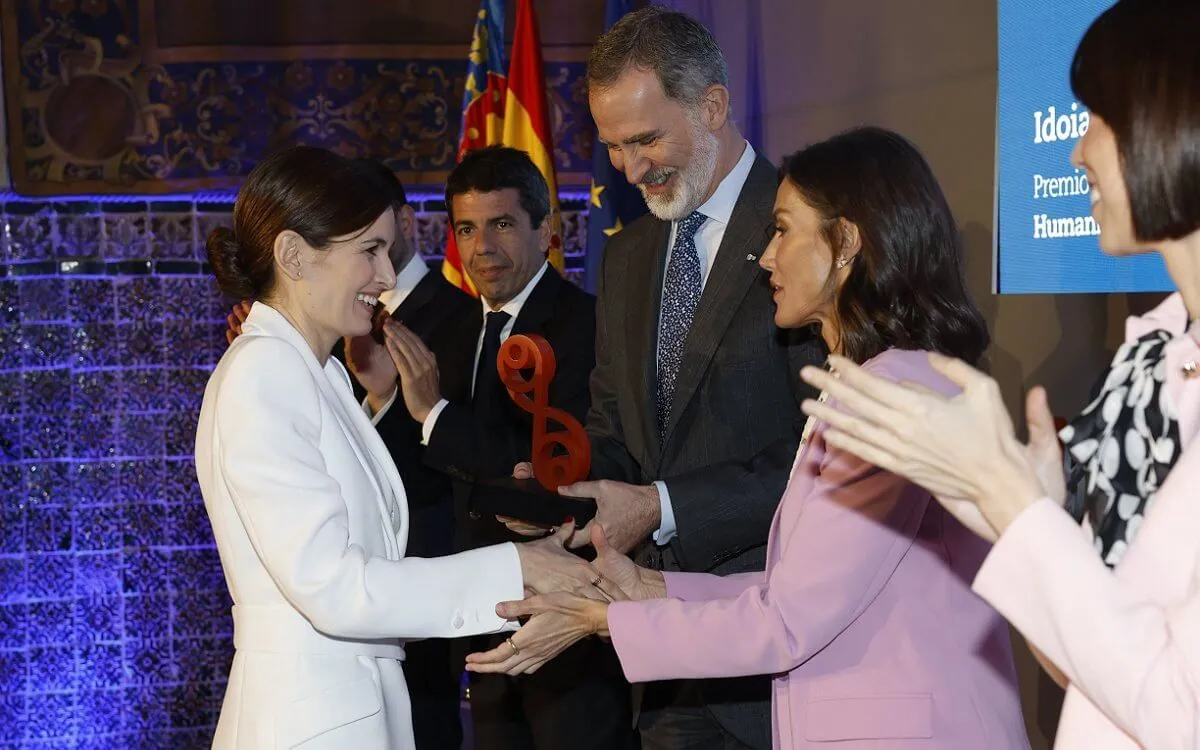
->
[0,193,589,748]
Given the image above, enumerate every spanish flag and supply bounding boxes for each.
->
[444,0,507,294]
[502,0,563,271]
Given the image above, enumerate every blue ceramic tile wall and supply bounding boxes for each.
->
[0,194,590,749]
[0,197,237,749]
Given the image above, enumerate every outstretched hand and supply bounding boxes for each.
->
[592,524,665,601]
[464,591,610,675]
[557,479,660,553]
[515,521,601,596]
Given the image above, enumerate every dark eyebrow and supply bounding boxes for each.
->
[489,214,518,224]
[359,236,387,247]
[621,129,662,146]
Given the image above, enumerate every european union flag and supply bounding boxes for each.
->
[584,0,648,293]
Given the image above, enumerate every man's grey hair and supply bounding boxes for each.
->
[586,6,728,107]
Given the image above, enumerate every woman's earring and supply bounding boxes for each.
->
[835,255,849,270]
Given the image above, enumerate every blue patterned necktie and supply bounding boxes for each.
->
[656,210,706,442]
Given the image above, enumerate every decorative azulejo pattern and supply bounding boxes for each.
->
[5,0,596,194]
[0,193,589,748]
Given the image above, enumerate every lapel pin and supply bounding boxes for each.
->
[746,254,757,261]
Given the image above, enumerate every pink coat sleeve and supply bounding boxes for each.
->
[607,431,930,683]
[973,486,1200,750]
[663,571,765,601]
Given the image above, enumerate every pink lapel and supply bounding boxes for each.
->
[766,429,826,568]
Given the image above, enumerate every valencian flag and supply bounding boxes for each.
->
[501,0,564,272]
[444,0,508,294]
[583,0,647,292]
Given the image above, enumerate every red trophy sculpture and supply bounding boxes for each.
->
[470,334,596,526]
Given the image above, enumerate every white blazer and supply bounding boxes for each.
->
[195,302,523,749]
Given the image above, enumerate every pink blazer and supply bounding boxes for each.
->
[608,349,1030,749]
[974,293,1200,750]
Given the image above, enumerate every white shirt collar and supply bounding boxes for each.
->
[481,260,550,322]
[379,253,430,314]
[693,140,755,227]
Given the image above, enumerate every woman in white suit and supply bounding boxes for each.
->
[195,147,598,749]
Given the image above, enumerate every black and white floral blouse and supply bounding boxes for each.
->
[1061,327,1182,567]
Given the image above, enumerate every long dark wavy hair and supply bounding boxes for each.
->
[782,126,989,366]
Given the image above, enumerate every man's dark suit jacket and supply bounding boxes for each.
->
[586,155,826,748]
[422,268,635,750]
[422,265,596,550]
[334,267,474,750]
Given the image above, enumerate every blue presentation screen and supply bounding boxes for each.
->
[996,0,1171,294]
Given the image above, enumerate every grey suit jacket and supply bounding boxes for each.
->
[586,155,826,748]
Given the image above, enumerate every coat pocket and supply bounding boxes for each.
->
[804,694,933,741]
[275,674,384,748]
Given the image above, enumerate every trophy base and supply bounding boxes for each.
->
[470,477,597,527]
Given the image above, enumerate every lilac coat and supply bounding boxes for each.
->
[607,349,1030,749]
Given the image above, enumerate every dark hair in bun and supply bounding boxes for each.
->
[206,146,392,300]
[205,226,257,300]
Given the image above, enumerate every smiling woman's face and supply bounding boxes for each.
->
[1072,114,1140,256]
[292,208,397,342]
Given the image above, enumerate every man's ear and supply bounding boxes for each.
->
[700,84,731,132]
[397,204,416,243]
[273,230,305,280]
[539,214,553,256]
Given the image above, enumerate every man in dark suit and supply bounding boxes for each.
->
[382,146,636,750]
[558,8,825,750]
[225,160,474,750]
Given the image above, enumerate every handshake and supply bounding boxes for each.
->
[486,519,666,676]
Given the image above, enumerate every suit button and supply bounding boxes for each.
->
[468,511,481,520]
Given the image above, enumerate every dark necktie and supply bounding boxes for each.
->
[473,310,512,417]
[656,210,706,442]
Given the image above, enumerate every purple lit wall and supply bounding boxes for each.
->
[0,193,590,748]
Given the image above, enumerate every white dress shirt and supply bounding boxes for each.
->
[380,252,430,314]
[420,261,551,443]
[654,140,756,546]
